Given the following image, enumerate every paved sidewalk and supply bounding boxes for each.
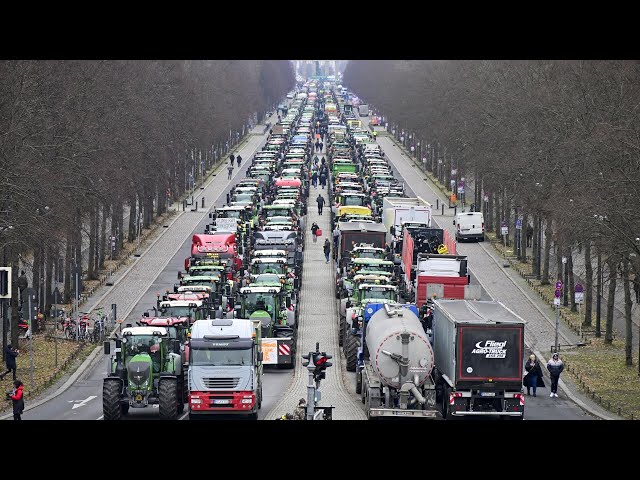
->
[265,145,367,420]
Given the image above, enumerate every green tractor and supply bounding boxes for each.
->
[102,326,186,420]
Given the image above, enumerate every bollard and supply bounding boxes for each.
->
[194,201,198,211]
[442,204,445,216]
[202,197,205,208]
[183,200,186,211]
[454,205,457,216]
[618,407,621,416]
[436,199,439,209]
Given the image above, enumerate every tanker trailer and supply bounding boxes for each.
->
[358,303,439,419]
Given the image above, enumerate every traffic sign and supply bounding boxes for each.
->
[515,218,522,230]
[554,297,561,306]
[501,226,508,236]
[555,288,562,298]
[555,281,563,290]
[575,283,583,293]
[562,256,567,264]
[575,292,584,304]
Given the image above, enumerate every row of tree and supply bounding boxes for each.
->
[344,60,640,365]
[0,60,294,347]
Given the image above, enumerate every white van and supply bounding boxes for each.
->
[454,212,485,242]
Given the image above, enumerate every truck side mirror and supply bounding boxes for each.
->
[452,219,456,226]
[258,352,263,362]
[286,296,292,308]
[103,341,111,355]
[173,339,181,353]
[294,278,300,290]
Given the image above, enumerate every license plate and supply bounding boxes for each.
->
[480,392,495,397]
[393,410,413,416]
[214,399,230,404]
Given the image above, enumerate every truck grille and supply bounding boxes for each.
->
[202,377,240,389]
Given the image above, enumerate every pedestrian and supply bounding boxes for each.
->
[9,379,24,420]
[547,352,564,397]
[292,398,307,420]
[311,170,318,188]
[333,225,340,250]
[319,172,327,189]
[526,224,533,248]
[0,344,19,381]
[523,354,544,396]
[17,270,27,308]
[236,154,242,167]
[633,274,640,304]
[311,222,319,243]
[323,238,331,263]
[316,194,325,215]
[319,141,323,151]
[227,164,234,180]
[229,154,235,165]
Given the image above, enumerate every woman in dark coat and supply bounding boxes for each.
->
[523,354,545,396]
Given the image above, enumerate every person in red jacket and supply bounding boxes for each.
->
[10,379,24,420]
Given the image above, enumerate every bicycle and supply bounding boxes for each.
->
[92,313,106,343]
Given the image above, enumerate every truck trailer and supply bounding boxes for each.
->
[382,196,432,247]
[431,299,526,419]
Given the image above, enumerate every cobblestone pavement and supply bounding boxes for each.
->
[265,146,367,420]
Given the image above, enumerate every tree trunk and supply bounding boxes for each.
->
[622,256,633,365]
[555,244,563,283]
[128,195,137,242]
[568,249,576,312]
[45,244,54,317]
[519,212,528,262]
[88,204,97,280]
[584,240,593,326]
[541,217,553,285]
[10,247,20,348]
[532,214,539,275]
[605,256,618,345]
[64,235,72,303]
[99,202,108,268]
[33,245,41,314]
[74,208,82,273]
[487,192,494,232]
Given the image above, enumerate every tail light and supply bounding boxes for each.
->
[514,393,525,406]
[456,224,460,232]
[481,222,485,231]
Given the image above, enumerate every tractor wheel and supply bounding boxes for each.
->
[103,379,122,421]
[120,403,129,415]
[158,378,179,420]
[338,315,346,346]
[345,334,360,372]
[248,410,258,420]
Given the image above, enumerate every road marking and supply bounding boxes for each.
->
[71,395,97,410]
[97,415,104,420]
[180,411,188,420]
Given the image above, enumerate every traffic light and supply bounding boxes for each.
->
[312,352,333,380]
[0,267,10,299]
[302,352,312,367]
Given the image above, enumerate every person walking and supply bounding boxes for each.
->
[333,225,341,251]
[316,194,325,215]
[229,154,235,165]
[311,222,319,243]
[323,238,331,264]
[633,274,640,304]
[227,164,234,180]
[0,344,19,381]
[319,141,323,152]
[9,379,24,420]
[236,154,242,167]
[17,270,27,308]
[311,170,318,188]
[319,172,327,189]
[547,352,564,397]
[523,354,544,396]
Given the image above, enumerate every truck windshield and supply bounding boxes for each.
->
[190,347,252,366]
[355,251,383,259]
[254,263,286,274]
[243,293,276,315]
[219,211,241,219]
[362,288,396,301]
[160,306,196,318]
[123,335,161,357]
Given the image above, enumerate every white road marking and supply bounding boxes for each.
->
[71,395,97,410]
[97,415,104,420]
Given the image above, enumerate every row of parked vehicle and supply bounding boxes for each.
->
[102,85,320,420]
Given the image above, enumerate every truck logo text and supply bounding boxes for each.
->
[472,340,507,359]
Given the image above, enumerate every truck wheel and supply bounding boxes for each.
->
[248,410,258,420]
[345,334,360,372]
[103,379,122,421]
[158,378,179,420]
[441,385,453,420]
[355,368,362,394]
[338,315,346,346]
